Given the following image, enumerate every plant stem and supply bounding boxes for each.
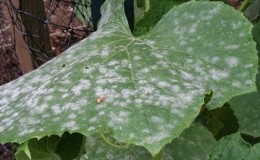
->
[238,0,250,12]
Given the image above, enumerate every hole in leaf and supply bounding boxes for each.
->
[241,134,260,145]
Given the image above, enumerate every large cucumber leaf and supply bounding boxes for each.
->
[0,0,257,156]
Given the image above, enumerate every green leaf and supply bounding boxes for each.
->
[0,0,257,156]
[162,123,216,160]
[15,132,85,160]
[229,92,260,137]
[80,123,215,160]
[134,0,189,35]
[253,20,260,91]
[80,133,152,160]
[244,0,260,23]
[209,133,260,160]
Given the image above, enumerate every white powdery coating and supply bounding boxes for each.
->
[209,69,230,80]
[61,121,78,130]
[224,44,240,50]
[0,126,4,132]
[231,21,242,29]
[232,80,242,88]
[107,111,130,128]
[89,117,98,123]
[244,64,254,68]
[188,24,197,33]
[71,79,91,96]
[150,116,164,124]
[121,89,135,99]
[157,81,170,88]
[180,71,194,81]
[51,105,62,115]
[171,85,180,92]
[143,131,171,144]
[68,113,77,119]
[225,56,239,68]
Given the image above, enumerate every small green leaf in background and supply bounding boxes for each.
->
[229,92,260,137]
[0,0,257,156]
[244,0,260,23]
[15,132,85,160]
[209,133,260,160]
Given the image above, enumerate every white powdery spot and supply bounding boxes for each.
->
[224,44,240,50]
[89,117,98,123]
[20,117,40,125]
[139,85,155,95]
[121,89,134,99]
[61,121,77,129]
[34,103,48,114]
[133,56,141,61]
[68,113,77,119]
[142,128,150,134]
[211,56,220,64]
[100,47,110,57]
[209,69,230,80]
[0,126,4,132]
[71,79,91,96]
[143,131,170,144]
[107,111,130,127]
[188,24,197,33]
[87,126,96,131]
[150,116,164,124]
[245,80,253,85]
[145,40,155,45]
[171,85,180,92]
[179,40,187,46]
[208,5,221,14]
[244,64,254,68]
[45,95,54,101]
[225,56,239,68]
[231,21,242,29]
[239,32,246,37]
[170,107,185,117]
[51,105,62,115]
[108,60,119,66]
[121,59,129,66]
[232,80,241,88]
[178,93,193,103]
[158,81,170,88]
[181,71,194,81]
[186,47,193,53]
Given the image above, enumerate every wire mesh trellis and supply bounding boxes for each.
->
[2,0,93,72]
[0,0,22,85]
[0,0,95,157]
